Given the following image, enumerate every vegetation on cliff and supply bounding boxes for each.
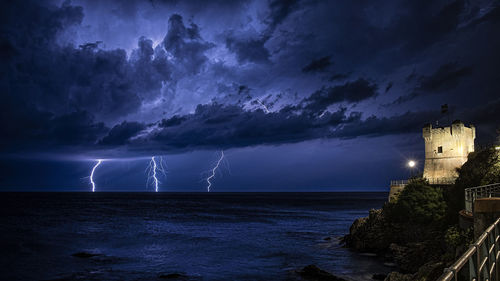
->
[448,146,500,218]
[344,146,500,281]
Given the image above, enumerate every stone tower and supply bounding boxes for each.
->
[423,120,475,183]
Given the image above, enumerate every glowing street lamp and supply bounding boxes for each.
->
[407,160,417,179]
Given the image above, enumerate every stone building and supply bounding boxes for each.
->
[389,120,475,202]
[422,120,475,184]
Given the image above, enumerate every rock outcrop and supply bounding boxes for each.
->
[343,209,392,252]
[297,265,347,281]
[344,209,448,281]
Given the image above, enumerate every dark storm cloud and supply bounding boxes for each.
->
[0,0,174,122]
[159,115,187,127]
[79,41,103,50]
[385,82,393,93]
[302,56,332,73]
[332,110,443,139]
[0,1,217,153]
[136,103,348,150]
[0,108,108,152]
[303,79,378,112]
[86,77,382,153]
[225,35,270,64]
[0,1,109,150]
[461,99,500,142]
[394,0,465,51]
[130,36,172,96]
[329,73,350,82]
[385,62,473,106]
[222,0,300,65]
[416,62,473,92]
[1,0,499,158]
[0,0,84,47]
[405,69,417,83]
[384,92,419,106]
[162,14,214,74]
[120,101,454,152]
[267,0,299,30]
[99,121,146,145]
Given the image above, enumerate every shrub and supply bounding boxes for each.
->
[448,147,500,216]
[443,226,473,260]
[386,178,447,225]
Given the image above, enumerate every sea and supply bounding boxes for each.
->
[0,192,392,281]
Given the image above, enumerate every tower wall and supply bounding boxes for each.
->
[422,121,475,182]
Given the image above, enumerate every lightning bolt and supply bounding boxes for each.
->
[319,111,327,118]
[256,99,270,113]
[90,160,102,192]
[147,156,166,192]
[206,151,224,192]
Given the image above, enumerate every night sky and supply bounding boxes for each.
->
[1,0,499,191]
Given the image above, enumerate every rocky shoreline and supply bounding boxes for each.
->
[342,209,446,281]
[338,146,500,281]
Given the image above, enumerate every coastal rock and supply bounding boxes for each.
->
[383,272,412,281]
[413,261,445,281]
[158,273,189,279]
[382,262,444,281]
[389,242,441,273]
[71,251,101,258]
[298,265,347,281]
[343,209,391,252]
[372,273,387,280]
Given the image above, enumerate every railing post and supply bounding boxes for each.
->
[496,222,500,281]
[476,244,482,281]
[436,217,500,281]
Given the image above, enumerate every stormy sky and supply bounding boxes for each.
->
[1,0,499,191]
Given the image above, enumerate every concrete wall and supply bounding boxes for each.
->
[473,198,500,240]
[423,121,475,182]
[388,184,405,202]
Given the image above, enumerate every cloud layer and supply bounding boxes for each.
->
[1,0,499,158]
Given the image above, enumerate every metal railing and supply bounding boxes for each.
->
[438,217,500,281]
[427,177,457,185]
[465,183,500,214]
[390,180,408,186]
[390,178,456,187]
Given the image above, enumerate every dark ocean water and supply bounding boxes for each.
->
[0,192,391,281]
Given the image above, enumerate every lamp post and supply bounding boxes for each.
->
[407,160,416,179]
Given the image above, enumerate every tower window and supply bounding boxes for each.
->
[438,146,443,153]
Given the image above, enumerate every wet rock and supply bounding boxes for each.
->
[71,252,101,258]
[158,273,188,279]
[413,261,445,281]
[383,272,412,281]
[298,265,347,281]
[372,273,386,280]
[343,209,391,252]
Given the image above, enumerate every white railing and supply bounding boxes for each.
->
[390,178,456,186]
[427,177,457,185]
[390,180,408,186]
[465,183,500,214]
[437,217,500,281]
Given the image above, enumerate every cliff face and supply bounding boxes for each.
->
[344,209,447,281]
